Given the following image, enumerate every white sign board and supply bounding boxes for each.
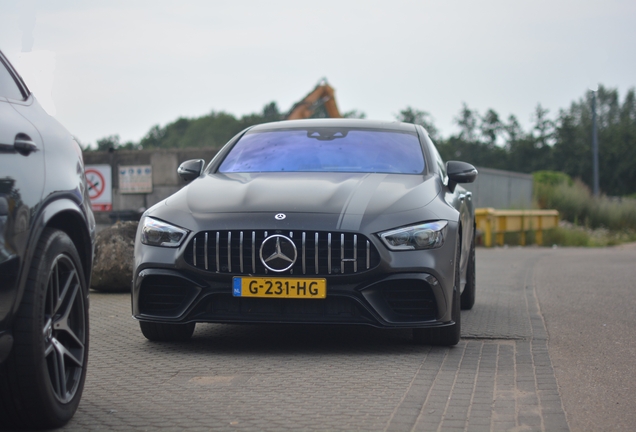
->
[119,165,153,194]
[85,164,112,211]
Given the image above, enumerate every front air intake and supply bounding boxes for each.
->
[382,280,437,319]
[138,275,197,316]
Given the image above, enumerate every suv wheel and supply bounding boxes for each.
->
[0,229,89,429]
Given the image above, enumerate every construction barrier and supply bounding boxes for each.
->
[475,208,559,247]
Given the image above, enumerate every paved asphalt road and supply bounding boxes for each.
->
[57,245,635,431]
[533,243,636,432]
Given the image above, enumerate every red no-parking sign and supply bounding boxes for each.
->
[85,165,112,211]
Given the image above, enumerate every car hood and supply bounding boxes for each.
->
[160,172,440,225]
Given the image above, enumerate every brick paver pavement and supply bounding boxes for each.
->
[61,248,568,431]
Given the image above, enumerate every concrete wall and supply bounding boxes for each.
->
[83,148,218,223]
[462,167,534,209]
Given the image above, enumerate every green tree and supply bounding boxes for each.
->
[532,104,555,148]
[342,109,366,119]
[89,134,139,151]
[454,103,479,142]
[437,105,508,169]
[139,125,166,148]
[504,115,534,172]
[479,108,503,146]
[95,134,120,151]
[395,106,439,140]
[138,102,289,150]
[261,102,283,123]
[550,85,636,196]
[504,114,524,144]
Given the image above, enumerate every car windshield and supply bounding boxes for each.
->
[218,128,425,174]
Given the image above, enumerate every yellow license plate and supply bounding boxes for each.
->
[232,277,326,299]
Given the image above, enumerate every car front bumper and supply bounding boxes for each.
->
[132,226,459,329]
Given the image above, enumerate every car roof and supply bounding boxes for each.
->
[248,118,419,133]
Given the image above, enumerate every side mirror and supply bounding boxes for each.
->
[177,159,205,182]
[446,161,477,192]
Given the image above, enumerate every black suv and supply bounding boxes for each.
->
[0,50,94,428]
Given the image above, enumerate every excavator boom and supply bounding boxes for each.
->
[286,80,341,120]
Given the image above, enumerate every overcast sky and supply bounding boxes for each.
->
[1,0,635,147]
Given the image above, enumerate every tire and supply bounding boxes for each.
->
[413,235,461,346]
[461,230,476,310]
[139,321,196,342]
[0,229,89,429]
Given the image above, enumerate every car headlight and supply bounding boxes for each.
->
[140,217,189,247]
[379,221,448,250]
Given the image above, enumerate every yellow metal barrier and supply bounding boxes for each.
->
[475,208,559,247]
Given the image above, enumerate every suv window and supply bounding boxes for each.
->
[0,59,25,101]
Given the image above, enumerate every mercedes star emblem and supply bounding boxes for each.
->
[275,213,286,220]
[259,235,297,272]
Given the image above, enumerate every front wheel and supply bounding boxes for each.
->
[0,229,89,429]
[413,285,461,346]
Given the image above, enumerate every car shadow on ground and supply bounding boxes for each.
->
[139,323,449,357]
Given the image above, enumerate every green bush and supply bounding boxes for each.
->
[533,170,573,187]
[534,172,636,231]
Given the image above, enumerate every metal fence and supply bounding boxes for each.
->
[462,167,533,209]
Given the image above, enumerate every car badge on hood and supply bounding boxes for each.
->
[260,235,297,272]
[275,213,286,220]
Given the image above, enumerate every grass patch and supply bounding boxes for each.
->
[543,224,636,247]
[485,225,636,247]
[542,226,590,247]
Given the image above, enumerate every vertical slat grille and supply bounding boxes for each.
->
[215,232,220,272]
[185,230,380,276]
[314,233,319,274]
[227,232,232,273]
[302,232,306,274]
[204,232,209,270]
[251,232,256,273]
[239,231,244,273]
[327,233,332,275]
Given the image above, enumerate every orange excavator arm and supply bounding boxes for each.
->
[286,80,342,120]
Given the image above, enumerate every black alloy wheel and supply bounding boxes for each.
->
[0,229,89,429]
[43,252,87,403]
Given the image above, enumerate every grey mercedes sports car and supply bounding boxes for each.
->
[132,119,477,346]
